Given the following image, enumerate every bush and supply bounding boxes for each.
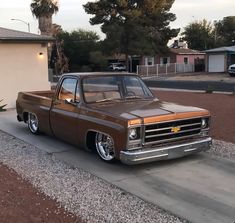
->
[0,99,7,112]
[205,85,214,93]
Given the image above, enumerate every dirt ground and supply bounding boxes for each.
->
[156,90,235,144]
[0,164,82,223]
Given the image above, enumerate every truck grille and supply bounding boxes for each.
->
[144,118,202,145]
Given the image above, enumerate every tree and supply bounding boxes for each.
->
[182,19,215,51]
[50,24,69,74]
[84,0,179,66]
[215,16,235,46]
[31,0,59,35]
[57,29,103,71]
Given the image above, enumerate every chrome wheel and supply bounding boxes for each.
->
[95,132,115,162]
[28,113,39,134]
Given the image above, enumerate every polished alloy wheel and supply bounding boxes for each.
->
[28,113,39,134]
[95,132,115,162]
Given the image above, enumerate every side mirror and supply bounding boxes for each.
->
[65,98,78,106]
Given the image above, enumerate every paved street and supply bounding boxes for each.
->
[0,110,234,223]
[144,79,235,92]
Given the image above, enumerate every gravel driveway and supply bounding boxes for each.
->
[0,130,188,223]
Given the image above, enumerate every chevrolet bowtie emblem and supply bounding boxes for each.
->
[171,126,181,133]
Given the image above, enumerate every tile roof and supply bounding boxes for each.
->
[0,27,54,42]
[204,45,235,53]
[170,48,205,55]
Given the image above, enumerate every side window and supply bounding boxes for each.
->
[58,78,79,101]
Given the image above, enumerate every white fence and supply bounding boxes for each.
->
[137,63,195,77]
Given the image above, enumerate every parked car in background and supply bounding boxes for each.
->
[228,64,235,77]
[108,63,126,71]
[16,73,212,165]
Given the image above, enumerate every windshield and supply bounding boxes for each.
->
[82,75,153,103]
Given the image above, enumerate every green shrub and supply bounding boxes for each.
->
[205,85,214,93]
[0,99,7,112]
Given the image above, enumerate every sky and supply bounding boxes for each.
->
[0,0,234,38]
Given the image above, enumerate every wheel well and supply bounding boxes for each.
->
[23,112,28,123]
[86,131,97,151]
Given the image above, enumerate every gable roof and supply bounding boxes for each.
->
[0,27,54,43]
[170,48,205,55]
[204,45,235,53]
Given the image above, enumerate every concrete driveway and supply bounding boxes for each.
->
[0,110,235,223]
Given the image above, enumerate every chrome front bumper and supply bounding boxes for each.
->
[228,69,235,73]
[120,137,212,165]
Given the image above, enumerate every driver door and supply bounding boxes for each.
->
[50,77,81,144]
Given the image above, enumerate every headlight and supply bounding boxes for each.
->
[129,128,138,140]
[201,118,208,128]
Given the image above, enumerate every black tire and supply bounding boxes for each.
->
[95,132,116,163]
[28,113,40,134]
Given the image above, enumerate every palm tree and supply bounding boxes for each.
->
[31,0,59,36]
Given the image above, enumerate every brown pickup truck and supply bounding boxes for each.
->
[16,73,212,164]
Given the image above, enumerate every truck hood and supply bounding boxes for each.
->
[88,99,209,123]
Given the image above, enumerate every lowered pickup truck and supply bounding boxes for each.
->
[16,73,212,164]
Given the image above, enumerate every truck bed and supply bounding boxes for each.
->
[16,90,56,135]
[24,90,55,99]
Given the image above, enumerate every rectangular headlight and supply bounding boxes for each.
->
[129,127,141,140]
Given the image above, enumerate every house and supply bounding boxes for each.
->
[0,27,54,108]
[205,45,235,73]
[137,48,205,75]
[141,48,205,67]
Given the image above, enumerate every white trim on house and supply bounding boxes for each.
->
[145,57,154,66]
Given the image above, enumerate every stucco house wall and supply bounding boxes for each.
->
[0,27,54,109]
[0,43,50,108]
[176,54,205,64]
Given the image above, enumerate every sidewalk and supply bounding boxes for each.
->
[143,72,235,83]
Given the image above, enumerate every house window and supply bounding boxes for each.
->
[145,57,154,66]
[160,57,170,65]
[184,57,189,64]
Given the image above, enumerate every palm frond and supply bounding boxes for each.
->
[0,99,7,112]
[31,0,59,18]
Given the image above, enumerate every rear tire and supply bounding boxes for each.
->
[95,132,115,163]
[28,113,40,134]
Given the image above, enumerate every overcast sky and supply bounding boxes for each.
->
[0,0,234,38]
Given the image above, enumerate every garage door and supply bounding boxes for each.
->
[208,54,225,72]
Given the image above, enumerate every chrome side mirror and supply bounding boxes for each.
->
[65,98,79,106]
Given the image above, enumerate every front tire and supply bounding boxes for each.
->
[28,113,40,134]
[95,132,115,163]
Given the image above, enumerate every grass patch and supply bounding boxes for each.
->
[205,85,214,94]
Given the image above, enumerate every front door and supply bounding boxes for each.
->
[50,77,81,144]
